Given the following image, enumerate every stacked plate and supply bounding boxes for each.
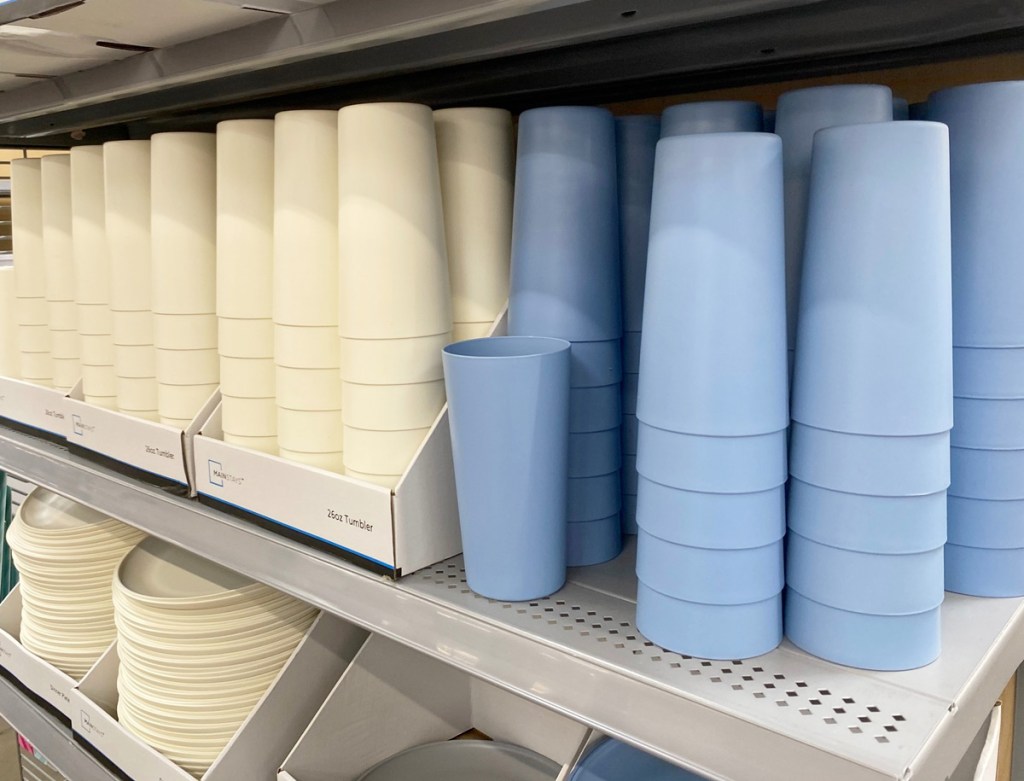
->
[112,538,316,778]
[6,488,144,679]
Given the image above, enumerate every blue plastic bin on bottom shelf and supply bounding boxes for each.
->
[785,588,941,671]
[945,544,1024,597]
[569,737,707,780]
[636,581,782,660]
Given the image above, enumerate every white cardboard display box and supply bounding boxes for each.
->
[72,612,368,781]
[0,376,69,441]
[278,633,592,781]
[0,584,101,725]
[64,380,219,494]
[192,312,506,578]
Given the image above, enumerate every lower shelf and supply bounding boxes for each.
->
[0,677,111,781]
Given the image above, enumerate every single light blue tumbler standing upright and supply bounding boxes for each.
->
[443,336,572,601]
[774,85,893,371]
[616,115,659,536]
[509,107,623,567]
[785,120,952,671]
[930,81,1024,597]
[634,132,789,660]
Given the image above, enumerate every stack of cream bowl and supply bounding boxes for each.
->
[217,119,277,454]
[6,487,144,679]
[71,146,118,409]
[338,102,453,488]
[112,537,316,778]
[0,265,20,377]
[273,111,343,472]
[11,158,53,387]
[40,155,80,393]
[151,133,219,428]
[434,107,513,342]
[105,140,159,421]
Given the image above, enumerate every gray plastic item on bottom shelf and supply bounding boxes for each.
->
[357,740,561,781]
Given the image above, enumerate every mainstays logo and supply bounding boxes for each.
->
[208,460,243,487]
[80,711,105,737]
[72,414,94,436]
[327,508,373,533]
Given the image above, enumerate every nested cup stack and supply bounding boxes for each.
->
[434,107,513,342]
[72,146,118,408]
[930,82,1024,596]
[785,121,952,671]
[150,133,219,427]
[40,155,79,392]
[774,85,894,369]
[660,100,763,137]
[272,111,343,472]
[615,116,659,534]
[509,106,623,566]
[217,120,277,455]
[105,140,158,421]
[338,103,453,487]
[11,158,53,387]
[634,132,788,660]
[0,266,18,378]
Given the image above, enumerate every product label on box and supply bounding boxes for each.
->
[0,377,68,436]
[65,398,187,485]
[195,435,395,568]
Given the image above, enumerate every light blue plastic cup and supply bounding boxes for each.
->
[622,373,638,415]
[509,106,621,342]
[568,515,621,567]
[892,97,910,120]
[763,108,776,133]
[569,737,707,781]
[568,472,621,522]
[636,581,782,660]
[952,397,1024,449]
[637,530,783,603]
[954,346,1024,399]
[442,336,571,601]
[622,332,641,374]
[950,446,1024,500]
[909,101,928,120]
[636,421,787,493]
[785,588,941,671]
[945,544,1024,597]
[569,428,621,477]
[948,495,1024,549]
[787,478,946,553]
[639,132,788,436]
[616,116,659,334]
[570,384,621,432]
[570,339,622,388]
[789,422,950,497]
[622,494,637,535]
[775,84,893,350]
[792,121,952,435]
[636,475,785,548]
[660,100,763,136]
[785,531,944,615]
[929,82,1024,347]
[621,413,638,456]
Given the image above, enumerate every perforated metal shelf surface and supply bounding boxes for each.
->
[0,423,1020,781]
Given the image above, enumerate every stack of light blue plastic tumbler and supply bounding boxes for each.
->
[509,106,624,567]
[615,116,659,536]
[784,117,953,671]
[634,130,788,660]
[930,82,1024,597]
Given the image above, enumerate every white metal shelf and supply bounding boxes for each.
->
[0,676,112,781]
[0,423,1019,781]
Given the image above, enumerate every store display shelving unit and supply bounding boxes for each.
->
[2,1,1024,779]
[0,423,1019,781]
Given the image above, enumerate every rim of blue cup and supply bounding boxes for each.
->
[444,336,571,359]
